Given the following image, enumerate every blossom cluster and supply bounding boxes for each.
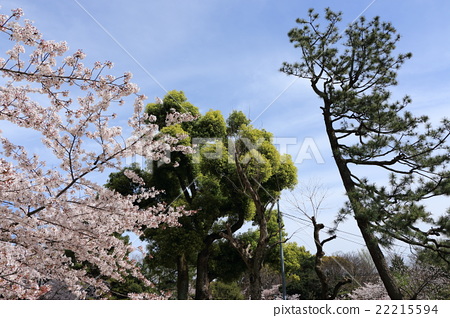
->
[261,284,300,300]
[347,281,390,300]
[0,8,193,299]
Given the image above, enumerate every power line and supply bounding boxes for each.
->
[283,212,367,250]
[282,210,413,252]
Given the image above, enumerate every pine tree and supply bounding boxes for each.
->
[281,8,450,299]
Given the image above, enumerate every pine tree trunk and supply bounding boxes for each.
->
[355,217,404,299]
[322,103,404,300]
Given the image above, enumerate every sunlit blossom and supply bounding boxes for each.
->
[0,7,194,299]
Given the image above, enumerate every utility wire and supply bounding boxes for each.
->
[282,210,412,253]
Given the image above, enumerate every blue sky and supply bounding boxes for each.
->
[2,0,450,256]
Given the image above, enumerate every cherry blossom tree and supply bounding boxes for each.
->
[347,281,390,300]
[0,8,194,299]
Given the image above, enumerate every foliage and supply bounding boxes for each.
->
[226,110,251,135]
[145,90,200,132]
[109,97,298,299]
[208,239,247,283]
[282,243,322,299]
[193,109,227,139]
[109,96,257,299]
[210,281,245,300]
[282,242,313,280]
[218,113,297,299]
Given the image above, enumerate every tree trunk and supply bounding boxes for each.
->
[355,217,404,299]
[248,261,263,300]
[248,205,270,300]
[322,103,404,300]
[220,210,268,300]
[195,245,212,300]
[224,146,273,300]
[177,253,189,300]
[312,216,330,300]
[312,216,350,299]
[195,209,246,300]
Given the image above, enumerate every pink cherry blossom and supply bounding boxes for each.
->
[0,7,194,299]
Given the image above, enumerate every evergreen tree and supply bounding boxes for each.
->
[281,8,450,299]
[108,93,298,299]
[107,93,252,299]
[219,113,298,299]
